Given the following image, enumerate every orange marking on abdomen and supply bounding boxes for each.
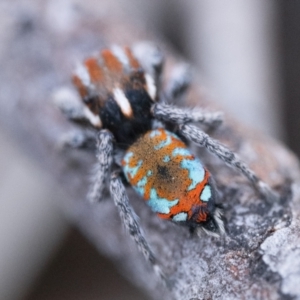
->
[124,129,192,200]
[157,170,210,221]
[84,57,103,83]
[101,50,123,73]
[123,128,211,224]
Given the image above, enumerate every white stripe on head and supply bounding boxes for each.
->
[111,45,130,71]
[83,106,102,128]
[113,88,133,117]
[145,73,156,100]
[74,63,91,87]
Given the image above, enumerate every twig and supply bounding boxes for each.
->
[0,3,300,300]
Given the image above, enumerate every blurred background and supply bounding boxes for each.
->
[0,0,299,299]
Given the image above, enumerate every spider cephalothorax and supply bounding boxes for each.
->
[55,42,277,282]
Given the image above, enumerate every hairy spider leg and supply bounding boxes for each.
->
[88,130,114,203]
[110,173,167,283]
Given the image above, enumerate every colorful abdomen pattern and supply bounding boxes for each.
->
[122,128,215,225]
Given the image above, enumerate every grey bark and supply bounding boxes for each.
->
[1,2,300,300]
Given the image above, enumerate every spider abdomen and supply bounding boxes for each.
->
[122,128,216,225]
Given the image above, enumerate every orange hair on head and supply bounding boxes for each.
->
[101,50,123,72]
[84,57,103,83]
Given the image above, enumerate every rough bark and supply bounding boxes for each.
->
[1,2,300,300]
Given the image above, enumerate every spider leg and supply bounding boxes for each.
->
[110,173,167,283]
[132,42,164,90]
[53,87,102,127]
[58,130,97,150]
[153,103,223,129]
[179,124,278,202]
[87,130,114,203]
[164,63,192,104]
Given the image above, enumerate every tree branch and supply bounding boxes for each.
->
[1,3,300,299]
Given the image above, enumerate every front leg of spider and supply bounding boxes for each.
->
[109,173,167,284]
[87,130,114,203]
[153,103,224,130]
[164,63,192,103]
[179,123,279,202]
[152,102,277,201]
[58,130,97,150]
